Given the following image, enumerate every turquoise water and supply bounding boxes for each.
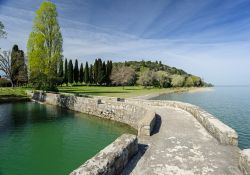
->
[151,86,250,149]
[0,102,135,175]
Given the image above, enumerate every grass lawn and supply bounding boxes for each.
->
[0,87,27,97]
[58,86,191,98]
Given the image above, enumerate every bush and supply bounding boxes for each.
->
[0,78,11,87]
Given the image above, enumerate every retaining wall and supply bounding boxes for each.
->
[30,91,156,136]
[70,134,138,175]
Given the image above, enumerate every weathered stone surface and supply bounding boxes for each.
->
[239,149,250,175]
[125,99,238,146]
[70,134,138,175]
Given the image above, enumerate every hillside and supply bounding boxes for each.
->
[113,60,212,88]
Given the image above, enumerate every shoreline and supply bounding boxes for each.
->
[132,87,213,100]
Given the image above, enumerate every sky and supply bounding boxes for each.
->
[0,0,250,85]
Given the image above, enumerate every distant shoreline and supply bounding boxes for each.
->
[132,87,213,100]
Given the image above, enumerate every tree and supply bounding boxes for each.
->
[11,45,27,86]
[138,69,156,88]
[74,59,79,83]
[106,60,112,85]
[97,58,103,84]
[58,58,64,86]
[89,64,93,84]
[27,1,63,90]
[101,61,106,84]
[79,63,84,83]
[110,65,135,88]
[64,58,68,85]
[0,21,7,39]
[93,59,98,83]
[155,71,171,88]
[84,62,89,83]
[171,74,185,87]
[0,51,13,86]
[184,76,194,87]
[68,60,73,84]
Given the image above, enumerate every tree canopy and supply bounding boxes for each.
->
[27,1,63,90]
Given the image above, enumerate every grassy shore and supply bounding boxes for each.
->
[58,86,203,98]
[0,86,209,100]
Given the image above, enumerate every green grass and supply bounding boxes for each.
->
[0,87,28,97]
[58,85,191,98]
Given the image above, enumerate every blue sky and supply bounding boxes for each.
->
[0,0,250,85]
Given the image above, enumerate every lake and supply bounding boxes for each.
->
[0,102,135,175]
[151,86,250,149]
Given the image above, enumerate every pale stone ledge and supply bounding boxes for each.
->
[125,99,238,146]
[239,149,250,175]
[70,134,138,175]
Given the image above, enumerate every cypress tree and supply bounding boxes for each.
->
[97,58,103,84]
[74,59,79,83]
[106,60,112,85]
[79,63,84,83]
[64,59,68,85]
[102,61,106,84]
[89,64,93,84]
[68,59,73,84]
[58,58,64,85]
[84,62,89,83]
[93,59,98,84]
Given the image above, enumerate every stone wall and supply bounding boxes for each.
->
[30,91,156,136]
[70,134,138,175]
[125,98,238,146]
[239,149,250,175]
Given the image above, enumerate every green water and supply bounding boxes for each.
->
[0,102,135,175]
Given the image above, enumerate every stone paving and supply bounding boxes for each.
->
[123,107,242,175]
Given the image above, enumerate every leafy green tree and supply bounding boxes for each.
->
[74,59,79,83]
[138,69,156,88]
[171,74,185,87]
[64,59,68,85]
[27,1,63,90]
[93,59,98,83]
[68,60,73,84]
[155,71,171,88]
[79,63,84,83]
[184,76,194,87]
[84,62,89,83]
[0,21,7,39]
[101,61,106,84]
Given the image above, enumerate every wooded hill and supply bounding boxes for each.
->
[113,60,212,88]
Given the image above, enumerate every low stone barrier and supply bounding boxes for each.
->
[70,134,138,175]
[29,91,156,136]
[125,99,238,146]
[239,149,250,175]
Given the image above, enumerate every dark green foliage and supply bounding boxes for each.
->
[84,62,89,83]
[74,59,79,83]
[58,58,64,85]
[93,59,98,83]
[89,64,93,84]
[97,59,103,84]
[64,59,68,85]
[68,60,73,84]
[79,63,84,83]
[10,45,28,86]
[101,61,106,84]
[106,60,112,85]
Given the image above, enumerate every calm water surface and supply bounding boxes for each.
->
[0,102,135,175]
[152,86,250,149]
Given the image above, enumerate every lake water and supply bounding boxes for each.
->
[0,102,135,175]
[151,86,250,149]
